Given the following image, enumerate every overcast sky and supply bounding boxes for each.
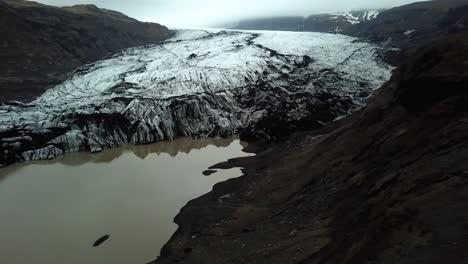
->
[35,0,418,27]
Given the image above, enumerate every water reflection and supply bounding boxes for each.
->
[47,137,239,167]
[0,138,253,264]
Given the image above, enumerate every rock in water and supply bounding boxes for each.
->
[202,170,217,176]
[0,29,392,166]
[93,234,110,247]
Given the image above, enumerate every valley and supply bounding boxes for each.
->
[1,0,468,263]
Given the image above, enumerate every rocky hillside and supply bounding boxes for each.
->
[229,10,380,32]
[154,26,468,264]
[0,0,171,102]
[304,10,381,33]
[350,0,468,54]
[304,0,468,37]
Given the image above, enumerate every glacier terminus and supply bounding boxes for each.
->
[0,29,392,166]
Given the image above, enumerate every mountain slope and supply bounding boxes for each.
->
[0,0,171,102]
[229,10,381,32]
[226,0,468,49]
[392,0,468,10]
[154,28,468,264]
[349,0,468,57]
[304,10,381,33]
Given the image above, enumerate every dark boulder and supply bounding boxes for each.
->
[202,170,217,176]
[93,234,110,247]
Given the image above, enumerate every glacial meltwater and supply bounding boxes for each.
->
[0,138,253,264]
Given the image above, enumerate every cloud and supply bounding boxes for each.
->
[35,0,418,27]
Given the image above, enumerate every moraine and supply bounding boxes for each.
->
[0,29,392,166]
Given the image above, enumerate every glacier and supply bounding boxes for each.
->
[0,29,392,166]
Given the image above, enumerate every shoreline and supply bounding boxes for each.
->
[152,123,345,263]
[152,32,468,262]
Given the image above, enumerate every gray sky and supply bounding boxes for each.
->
[35,0,418,27]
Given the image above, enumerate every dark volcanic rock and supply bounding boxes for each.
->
[348,0,468,64]
[153,29,468,264]
[93,234,110,247]
[202,170,217,176]
[0,0,172,102]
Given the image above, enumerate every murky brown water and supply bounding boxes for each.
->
[0,138,253,264]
